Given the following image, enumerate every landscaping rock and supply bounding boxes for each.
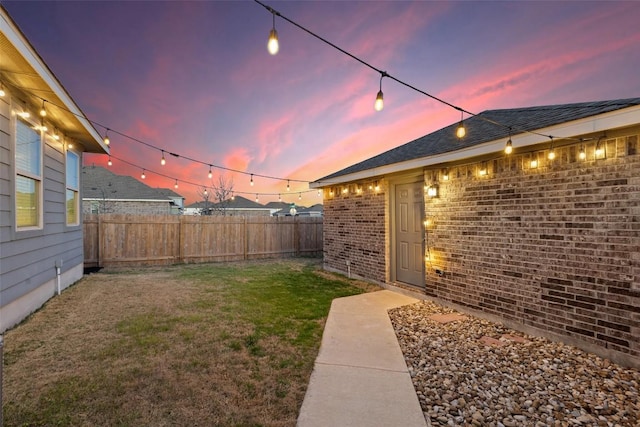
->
[389,300,639,427]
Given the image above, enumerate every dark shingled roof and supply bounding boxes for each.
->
[186,195,267,209]
[317,98,640,182]
[82,166,184,201]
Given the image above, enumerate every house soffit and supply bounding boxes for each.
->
[0,9,106,153]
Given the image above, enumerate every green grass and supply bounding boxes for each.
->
[3,259,375,427]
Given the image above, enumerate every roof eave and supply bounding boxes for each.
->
[1,7,107,154]
[311,104,640,188]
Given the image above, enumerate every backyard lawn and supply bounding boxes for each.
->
[2,259,377,427]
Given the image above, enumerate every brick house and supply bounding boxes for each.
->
[312,98,640,368]
[82,165,184,215]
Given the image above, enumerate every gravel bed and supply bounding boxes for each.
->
[389,300,639,427]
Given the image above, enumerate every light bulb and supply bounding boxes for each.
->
[579,146,586,160]
[107,157,112,166]
[141,170,146,179]
[255,194,259,202]
[250,174,254,186]
[374,90,384,111]
[530,159,538,168]
[456,122,466,139]
[548,150,556,160]
[174,180,178,189]
[0,84,5,97]
[104,131,110,146]
[231,193,235,201]
[298,193,302,200]
[287,180,290,191]
[161,152,166,166]
[278,194,282,202]
[208,166,212,179]
[268,28,279,55]
[317,189,321,197]
[40,104,46,117]
[505,139,513,154]
[204,188,208,196]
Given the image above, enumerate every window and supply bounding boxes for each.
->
[15,118,42,228]
[66,150,80,225]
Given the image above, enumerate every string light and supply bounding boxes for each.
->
[287,180,290,191]
[255,194,259,202]
[278,194,282,202]
[374,72,387,112]
[174,179,179,189]
[160,151,166,165]
[456,110,466,139]
[298,192,302,200]
[250,174,254,186]
[208,165,213,179]
[107,156,112,166]
[478,162,487,176]
[20,101,30,118]
[442,168,449,181]
[53,127,60,140]
[267,10,279,55]
[505,129,513,154]
[0,82,5,97]
[548,137,556,160]
[203,187,208,196]
[141,169,146,179]
[579,145,586,160]
[103,129,110,146]
[231,192,235,201]
[595,136,605,158]
[317,189,321,197]
[40,100,47,117]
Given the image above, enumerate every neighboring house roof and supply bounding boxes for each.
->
[314,98,640,184]
[0,6,106,153]
[264,201,291,210]
[155,188,184,199]
[298,204,323,214]
[82,166,184,201]
[186,195,267,210]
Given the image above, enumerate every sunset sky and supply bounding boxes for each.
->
[4,1,640,204]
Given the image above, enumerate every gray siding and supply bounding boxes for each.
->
[0,93,84,324]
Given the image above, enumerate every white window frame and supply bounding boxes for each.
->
[66,148,80,226]
[14,113,43,231]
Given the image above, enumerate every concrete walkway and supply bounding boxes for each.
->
[297,290,428,427]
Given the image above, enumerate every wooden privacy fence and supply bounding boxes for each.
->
[83,214,323,268]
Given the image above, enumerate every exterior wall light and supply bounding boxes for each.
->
[427,185,438,198]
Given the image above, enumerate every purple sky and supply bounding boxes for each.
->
[4,1,640,204]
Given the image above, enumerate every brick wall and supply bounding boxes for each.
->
[82,200,171,215]
[323,181,388,284]
[426,132,639,367]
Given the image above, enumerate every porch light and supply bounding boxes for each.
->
[530,157,538,168]
[427,185,438,197]
[374,182,380,192]
[478,163,487,176]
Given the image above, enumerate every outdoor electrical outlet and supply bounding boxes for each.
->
[346,260,350,266]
